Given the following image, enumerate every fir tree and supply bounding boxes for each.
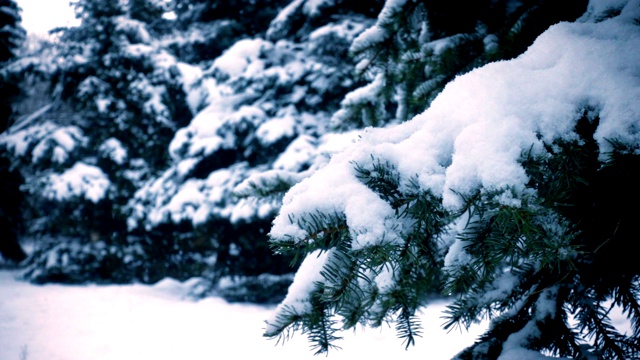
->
[1,0,194,282]
[172,0,290,36]
[126,0,379,301]
[264,0,640,358]
[164,0,291,63]
[332,0,587,129]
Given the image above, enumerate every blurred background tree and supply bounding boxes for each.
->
[0,0,27,264]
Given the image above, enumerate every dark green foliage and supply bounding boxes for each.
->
[264,0,384,42]
[23,238,146,284]
[334,0,588,129]
[68,0,125,56]
[0,0,25,63]
[267,110,640,358]
[266,159,450,350]
[448,114,640,358]
[129,0,170,33]
[22,232,214,284]
[174,0,290,35]
[52,2,190,171]
[2,0,370,297]
[263,2,639,351]
[214,273,294,303]
[164,21,246,63]
[269,283,344,355]
[0,0,26,264]
[125,0,380,302]
[167,0,293,64]
[0,155,26,263]
[201,217,294,279]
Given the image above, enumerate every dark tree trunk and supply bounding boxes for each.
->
[0,155,26,263]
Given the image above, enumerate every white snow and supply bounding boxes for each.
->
[266,0,305,40]
[131,22,368,231]
[175,62,206,113]
[132,76,172,126]
[339,72,385,107]
[167,83,239,161]
[99,138,128,165]
[209,39,272,79]
[272,135,317,171]
[265,249,332,331]
[43,162,111,203]
[0,270,487,360]
[256,111,296,145]
[309,19,369,42]
[0,121,87,164]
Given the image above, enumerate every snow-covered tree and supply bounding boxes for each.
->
[129,0,167,29]
[161,0,291,64]
[126,1,379,300]
[173,0,290,36]
[264,0,640,358]
[332,0,587,129]
[0,0,194,282]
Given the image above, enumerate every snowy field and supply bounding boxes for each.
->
[0,270,487,360]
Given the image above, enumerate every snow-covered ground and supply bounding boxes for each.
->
[0,270,487,360]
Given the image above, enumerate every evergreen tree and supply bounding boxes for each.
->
[173,0,290,35]
[163,0,290,64]
[264,0,640,358]
[126,0,379,301]
[129,0,167,30]
[0,0,194,282]
[0,0,26,264]
[332,0,586,129]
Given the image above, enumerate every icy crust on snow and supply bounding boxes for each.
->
[268,0,640,339]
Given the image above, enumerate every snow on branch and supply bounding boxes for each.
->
[267,0,640,354]
[42,162,111,203]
